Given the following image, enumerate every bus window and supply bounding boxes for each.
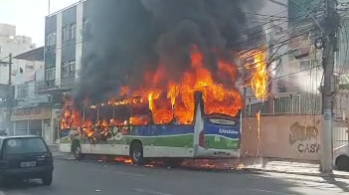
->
[150,92,173,125]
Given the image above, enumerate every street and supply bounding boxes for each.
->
[0,159,348,195]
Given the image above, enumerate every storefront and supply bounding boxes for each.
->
[11,106,52,140]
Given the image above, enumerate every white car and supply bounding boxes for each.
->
[333,144,349,171]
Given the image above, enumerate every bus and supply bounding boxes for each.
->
[59,92,242,165]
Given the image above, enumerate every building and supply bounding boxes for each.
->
[288,0,324,26]
[0,47,61,145]
[37,0,92,143]
[0,24,35,85]
[43,0,90,92]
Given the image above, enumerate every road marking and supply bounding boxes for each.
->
[247,188,296,195]
[89,168,146,177]
[134,188,175,195]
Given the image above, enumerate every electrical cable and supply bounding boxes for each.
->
[236,0,325,49]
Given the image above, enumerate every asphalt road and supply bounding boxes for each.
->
[1,159,349,195]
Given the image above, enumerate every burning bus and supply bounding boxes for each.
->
[58,47,267,165]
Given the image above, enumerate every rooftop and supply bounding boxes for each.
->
[47,0,86,17]
[14,46,44,61]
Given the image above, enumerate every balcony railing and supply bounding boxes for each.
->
[60,76,75,90]
[243,93,322,116]
[35,80,59,93]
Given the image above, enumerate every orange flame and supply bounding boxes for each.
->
[60,47,268,140]
[248,52,268,99]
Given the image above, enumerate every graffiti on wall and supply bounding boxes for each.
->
[289,120,320,154]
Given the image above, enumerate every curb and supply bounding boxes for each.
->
[242,168,349,179]
[53,154,75,161]
[54,156,75,160]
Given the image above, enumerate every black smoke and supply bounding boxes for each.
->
[74,0,266,103]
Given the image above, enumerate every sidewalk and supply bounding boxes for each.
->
[53,151,75,160]
[49,145,75,160]
[240,158,349,179]
[50,150,349,179]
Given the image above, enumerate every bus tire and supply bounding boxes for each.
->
[130,141,145,165]
[72,141,84,161]
[336,155,349,171]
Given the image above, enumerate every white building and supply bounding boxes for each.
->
[3,47,59,145]
[0,24,35,84]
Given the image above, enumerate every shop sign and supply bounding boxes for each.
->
[11,107,51,121]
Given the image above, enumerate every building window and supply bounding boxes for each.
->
[70,24,76,40]
[62,26,70,42]
[45,67,56,81]
[61,60,75,78]
[62,23,77,42]
[69,60,76,76]
[46,32,56,46]
[83,19,88,31]
[62,62,69,78]
[16,84,28,99]
[82,19,91,41]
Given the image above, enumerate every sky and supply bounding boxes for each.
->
[0,0,80,46]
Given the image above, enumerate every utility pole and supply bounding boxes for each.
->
[0,53,13,135]
[321,0,338,173]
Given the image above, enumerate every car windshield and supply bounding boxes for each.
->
[4,138,47,154]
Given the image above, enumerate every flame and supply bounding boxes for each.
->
[60,46,268,141]
[114,157,133,164]
[247,52,268,99]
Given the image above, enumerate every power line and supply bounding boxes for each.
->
[236,0,325,48]
[240,0,324,35]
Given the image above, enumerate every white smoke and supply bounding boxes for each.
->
[291,67,323,94]
[272,63,323,95]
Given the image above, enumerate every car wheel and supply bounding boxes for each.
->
[336,155,349,171]
[41,172,53,186]
[72,143,84,161]
[130,141,145,165]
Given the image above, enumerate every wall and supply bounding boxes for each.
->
[0,41,32,59]
[241,115,323,161]
[0,24,16,37]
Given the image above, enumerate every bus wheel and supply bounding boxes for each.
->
[336,155,349,171]
[130,141,144,165]
[72,142,84,161]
